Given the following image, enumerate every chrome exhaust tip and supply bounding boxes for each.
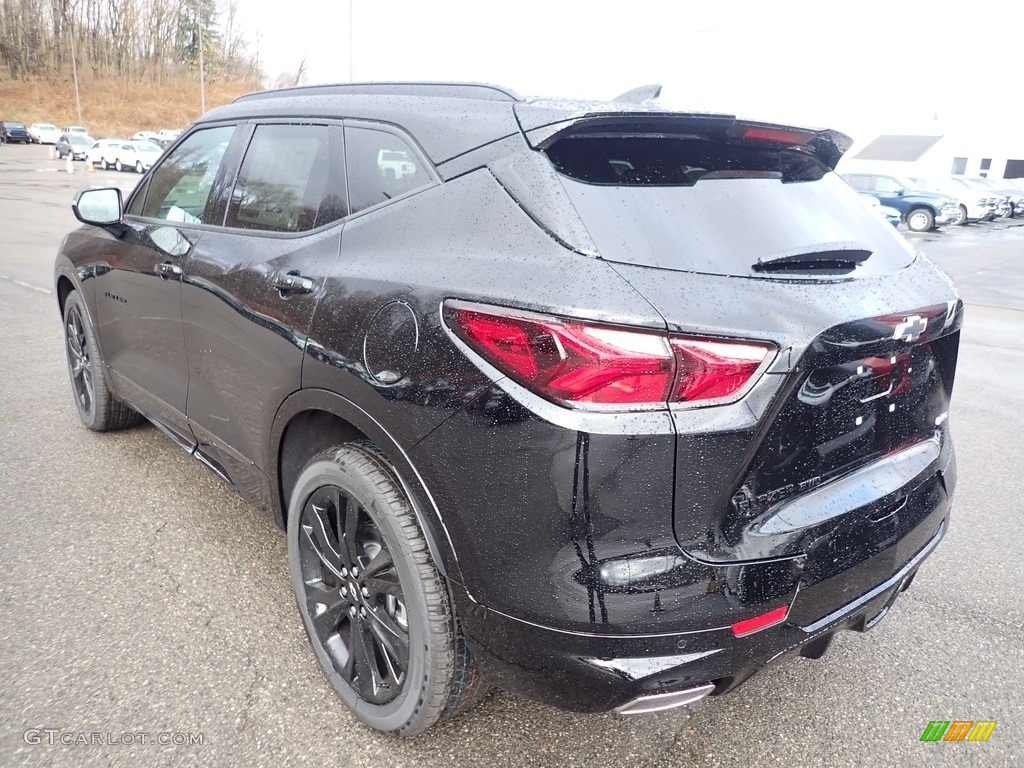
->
[614,683,715,715]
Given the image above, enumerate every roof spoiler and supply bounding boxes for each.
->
[524,114,854,170]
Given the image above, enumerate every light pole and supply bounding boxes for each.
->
[199,18,207,113]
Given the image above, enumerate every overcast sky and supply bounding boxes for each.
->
[233,0,1024,145]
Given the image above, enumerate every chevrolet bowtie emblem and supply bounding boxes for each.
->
[893,315,927,342]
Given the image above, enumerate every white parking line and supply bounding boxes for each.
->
[0,275,51,294]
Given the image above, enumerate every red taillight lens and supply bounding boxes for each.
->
[445,302,773,410]
[730,605,789,637]
[670,338,774,402]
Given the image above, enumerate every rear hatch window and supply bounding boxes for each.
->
[544,135,916,278]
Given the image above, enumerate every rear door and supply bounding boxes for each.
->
[181,121,348,484]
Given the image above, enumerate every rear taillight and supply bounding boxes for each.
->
[443,301,773,410]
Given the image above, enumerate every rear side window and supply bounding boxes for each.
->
[224,124,347,233]
[345,127,430,214]
[141,125,234,224]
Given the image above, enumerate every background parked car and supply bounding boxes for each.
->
[28,123,61,144]
[969,177,1023,218]
[62,125,89,136]
[87,139,126,169]
[842,173,958,232]
[56,132,94,160]
[111,140,163,173]
[157,128,181,141]
[910,177,997,225]
[948,177,1012,218]
[132,131,160,142]
[1,121,32,143]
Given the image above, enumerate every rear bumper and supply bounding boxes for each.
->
[458,505,948,713]
[458,515,945,713]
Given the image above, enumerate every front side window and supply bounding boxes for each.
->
[345,127,431,215]
[225,123,346,233]
[141,125,235,224]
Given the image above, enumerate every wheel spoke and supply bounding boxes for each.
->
[303,502,345,578]
[366,607,409,670]
[339,620,358,683]
[360,548,401,597]
[360,547,393,580]
[351,618,386,699]
[337,488,362,568]
[81,368,93,411]
[362,571,402,599]
[309,585,347,638]
[67,327,84,357]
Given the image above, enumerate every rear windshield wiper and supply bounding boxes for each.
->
[752,245,872,273]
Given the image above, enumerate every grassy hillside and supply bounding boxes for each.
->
[0,78,259,138]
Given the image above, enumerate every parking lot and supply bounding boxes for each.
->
[1,140,1022,767]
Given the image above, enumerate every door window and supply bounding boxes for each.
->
[140,125,235,224]
[224,123,347,232]
[345,127,430,214]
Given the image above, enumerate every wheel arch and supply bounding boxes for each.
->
[269,388,465,585]
[56,274,75,317]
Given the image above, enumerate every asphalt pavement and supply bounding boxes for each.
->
[1,143,1021,767]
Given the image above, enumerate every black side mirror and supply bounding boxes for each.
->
[896,188,906,196]
[72,188,123,228]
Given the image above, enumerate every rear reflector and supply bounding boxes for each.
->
[731,605,789,637]
[444,301,773,410]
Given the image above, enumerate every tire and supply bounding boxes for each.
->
[953,205,968,226]
[62,291,143,431]
[136,161,144,174]
[114,159,122,172]
[287,442,487,736]
[101,158,109,170]
[906,207,935,232]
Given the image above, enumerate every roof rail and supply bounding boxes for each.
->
[233,82,521,104]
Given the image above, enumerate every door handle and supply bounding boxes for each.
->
[272,272,315,295]
[156,261,183,279]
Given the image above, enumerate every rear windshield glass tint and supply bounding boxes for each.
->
[544,136,915,277]
[546,136,828,186]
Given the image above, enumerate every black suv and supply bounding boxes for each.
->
[55,82,961,736]
[1,120,31,143]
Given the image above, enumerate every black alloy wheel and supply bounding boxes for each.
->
[298,482,411,705]
[65,302,95,421]
[61,291,143,431]
[288,443,487,735]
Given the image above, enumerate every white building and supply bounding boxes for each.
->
[836,124,1024,180]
